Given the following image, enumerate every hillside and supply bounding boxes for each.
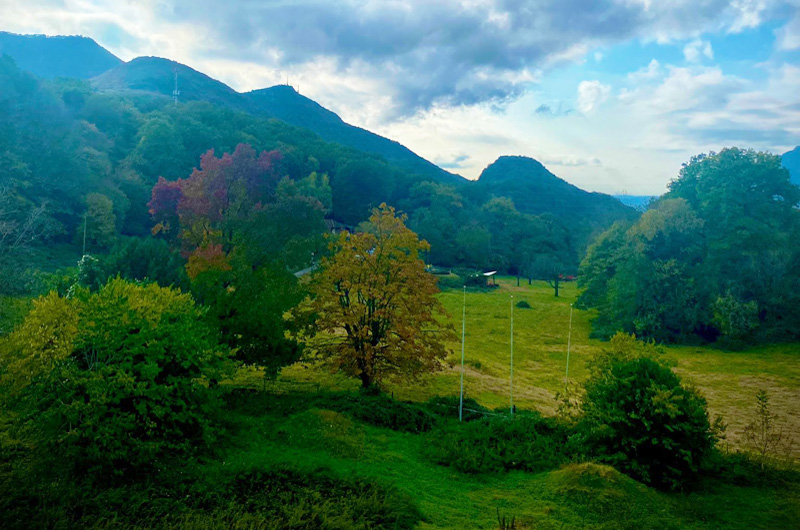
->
[245,86,461,183]
[0,31,121,78]
[91,57,461,183]
[476,156,637,228]
[783,146,800,186]
[91,56,248,111]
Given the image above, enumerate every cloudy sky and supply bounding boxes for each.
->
[2,0,799,194]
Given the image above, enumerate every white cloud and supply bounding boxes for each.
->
[627,59,663,82]
[577,80,611,113]
[683,39,714,63]
[775,14,800,50]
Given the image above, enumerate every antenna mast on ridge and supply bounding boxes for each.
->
[173,67,180,105]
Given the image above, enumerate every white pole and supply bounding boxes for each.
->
[459,285,466,422]
[565,303,573,386]
[510,294,514,416]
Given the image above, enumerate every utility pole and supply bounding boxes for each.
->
[459,286,466,422]
[510,294,514,416]
[565,303,573,386]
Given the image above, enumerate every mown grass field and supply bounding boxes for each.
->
[277,276,800,455]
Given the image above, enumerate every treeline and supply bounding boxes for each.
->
[578,148,800,346]
[0,54,580,295]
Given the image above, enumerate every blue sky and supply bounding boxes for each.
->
[1,0,798,194]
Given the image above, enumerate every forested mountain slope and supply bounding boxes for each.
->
[0,31,121,79]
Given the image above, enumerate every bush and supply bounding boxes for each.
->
[515,300,531,309]
[579,333,717,489]
[323,391,438,433]
[0,278,231,482]
[425,413,570,474]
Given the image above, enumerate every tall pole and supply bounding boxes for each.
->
[565,303,573,386]
[510,294,514,416]
[459,286,466,422]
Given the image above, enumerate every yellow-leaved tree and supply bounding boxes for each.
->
[296,204,454,389]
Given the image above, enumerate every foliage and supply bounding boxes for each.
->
[296,205,454,389]
[102,236,186,288]
[580,333,717,489]
[321,392,438,433]
[149,144,326,375]
[425,413,570,474]
[712,292,759,349]
[742,390,795,470]
[578,149,800,344]
[0,279,231,481]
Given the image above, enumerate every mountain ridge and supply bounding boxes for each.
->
[0,31,122,79]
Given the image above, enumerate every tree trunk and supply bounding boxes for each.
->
[516,274,520,287]
[359,370,372,389]
[554,277,560,297]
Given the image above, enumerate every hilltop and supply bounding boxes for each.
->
[476,156,637,230]
[0,31,121,78]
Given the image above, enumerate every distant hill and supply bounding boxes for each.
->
[613,195,654,211]
[91,57,461,183]
[476,156,637,228]
[0,31,121,79]
[783,147,800,186]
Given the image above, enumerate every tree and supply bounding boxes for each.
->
[581,333,717,489]
[577,150,800,344]
[0,184,46,293]
[530,255,566,296]
[0,279,231,481]
[296,204,454,389]
[149,144,324,376]
[84,192,117,249]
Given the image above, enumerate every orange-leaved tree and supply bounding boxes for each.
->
[296,204,454,389]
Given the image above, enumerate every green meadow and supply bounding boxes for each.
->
[278,276,800,455]
[192,276,800,530]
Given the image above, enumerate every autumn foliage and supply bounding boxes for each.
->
[297,205,454,389]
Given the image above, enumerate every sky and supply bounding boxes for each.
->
[1,0,799,194]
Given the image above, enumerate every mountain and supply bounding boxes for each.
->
[91,57,461,183]
[477,156,637,227]
[613,195,654,211]
[244,86,459,183]
[783,147,800,186]
[0,31,121,79]
[91,56,248,111]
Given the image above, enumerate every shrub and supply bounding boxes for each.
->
[579,333,717,489]
[425,413,569,474]
[515,300,531,309]
[0,278,231,482]
[323,392,438,433]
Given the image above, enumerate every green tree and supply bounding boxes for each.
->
[84,192,117,250]
[296,205,454,389]
[0,279,230,481]
[580,333,717,489]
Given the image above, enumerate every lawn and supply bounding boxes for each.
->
[278,276,800,456]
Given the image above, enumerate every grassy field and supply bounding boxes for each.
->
[278,276,800,456]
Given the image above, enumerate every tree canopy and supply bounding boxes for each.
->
[296,205,454,389]
[577,148,800,344]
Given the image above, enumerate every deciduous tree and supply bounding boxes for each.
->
[296,204,454,389]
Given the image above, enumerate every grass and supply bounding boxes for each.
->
[5,275,798,529]
[198,389,798,530]
[279,276,800,456]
